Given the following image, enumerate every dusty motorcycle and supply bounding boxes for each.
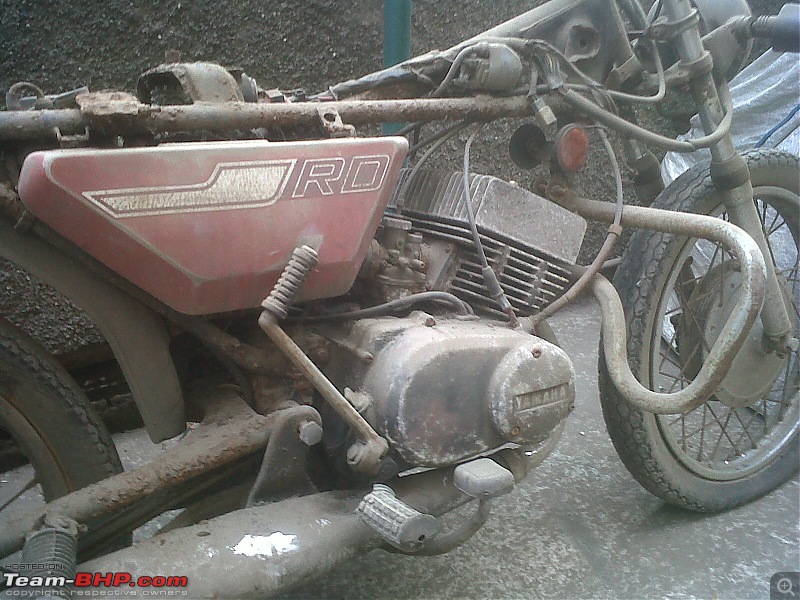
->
[0,0,798,597]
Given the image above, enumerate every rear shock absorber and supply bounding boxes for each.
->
[258,246,389,477]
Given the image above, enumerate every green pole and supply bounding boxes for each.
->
[382,0,412,135]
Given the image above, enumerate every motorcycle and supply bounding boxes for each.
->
[0,0,797,597]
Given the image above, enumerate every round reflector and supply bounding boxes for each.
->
[555,124,590,173]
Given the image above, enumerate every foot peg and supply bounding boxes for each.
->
[453,458,515,499]
[356,484,438,552]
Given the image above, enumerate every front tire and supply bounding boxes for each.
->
[599,150,799,512]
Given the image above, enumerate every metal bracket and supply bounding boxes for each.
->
[54,126,90,149]
[606,53,643,90]
[245,405,321,506]
[315,107,356,138]
[647,9,701,41]
[5,82,46,111]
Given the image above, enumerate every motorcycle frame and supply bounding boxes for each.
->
[0,0,793,595]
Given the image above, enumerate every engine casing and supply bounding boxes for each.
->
[319,312,574,469]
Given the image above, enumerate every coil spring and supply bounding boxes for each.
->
[18,516,78,598]
[261,245,319,320]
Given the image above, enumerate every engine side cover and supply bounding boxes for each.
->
[18,138,407,314]
[328,314,574,468]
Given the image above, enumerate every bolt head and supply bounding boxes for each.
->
[346,444,361,464]
[298,420,323,446]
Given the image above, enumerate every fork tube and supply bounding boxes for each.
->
[663,0,793,349]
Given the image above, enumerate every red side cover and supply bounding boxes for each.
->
[18,138,407,315]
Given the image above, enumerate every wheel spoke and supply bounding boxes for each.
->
[767,211,782,236]
[697,404,708,461]
[730,408,759,450]
[707,405,738,461]
[0,476,36,512]
[768,217,787,237]
[675,420,720,444]
[681,414,687,453]
[658,354,692,386]
[682,333,705,366]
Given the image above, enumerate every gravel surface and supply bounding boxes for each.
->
[0,0,784,351]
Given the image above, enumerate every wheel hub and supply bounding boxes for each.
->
[681,260,789,408]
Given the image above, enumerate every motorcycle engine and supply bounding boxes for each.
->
[317,172,583,472]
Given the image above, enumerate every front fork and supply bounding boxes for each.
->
[665,0,794,354]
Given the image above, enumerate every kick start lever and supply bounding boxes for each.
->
[259,245,388,477]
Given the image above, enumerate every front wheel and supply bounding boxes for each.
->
[599,150,799,512]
